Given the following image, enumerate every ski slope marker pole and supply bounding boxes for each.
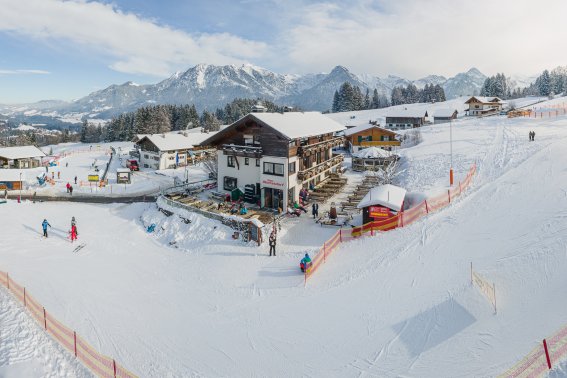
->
[543,339,551,369]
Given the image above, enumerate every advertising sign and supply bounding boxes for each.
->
[369,206,393,218]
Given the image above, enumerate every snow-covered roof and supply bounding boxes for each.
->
[353,147,393,159]
[465,96,503,104]
[433,108,459,118]
[116,168,130,173]
[0,169,26,182]
[385,109,428,118]
[251,112,346,139]
[357,184,407,212]
[138,130,218,151]
[0,146,45,160]
[344,124,397,137]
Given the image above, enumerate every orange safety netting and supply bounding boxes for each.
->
[0,270,137,378]
[305,163,477,284]
[501,322,567,377]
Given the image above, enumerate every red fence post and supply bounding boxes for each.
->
[74,331,77,357]
[113,359,117,378]
[339,229,342,242]
[23,288,26,307]
[543,339,552,369]
[448,189,451,203]
[43,308,47,330]
[425,200,429,213]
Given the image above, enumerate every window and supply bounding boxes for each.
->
[144,154,149,159]
[256,159,260,167]
[224,176,237,191]
[288,162,296,173]
[264,162,284,176]
[227,156,235,167]
[245,158,249,165]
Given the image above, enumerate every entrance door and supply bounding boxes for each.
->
[264,188,284,210]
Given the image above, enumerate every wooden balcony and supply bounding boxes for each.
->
[222,144,263,158]
[359,140,401,147]
[297,136,344,157]
[297,154,344,181]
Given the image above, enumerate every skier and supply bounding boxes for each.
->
[41,219,51,238]
[74,176,77,185]
[269,231,276,256]
[69,185,73,195]
[532,131,536,141]
[70,223,78,242]
[300,253,312,273]
[66,182,70,193]
[57,171,60,179]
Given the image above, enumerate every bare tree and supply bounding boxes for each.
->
[401,129,423,148]
[367,157,403,185]
[202,153,218,179]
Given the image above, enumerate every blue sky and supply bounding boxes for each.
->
[0,0,566,104]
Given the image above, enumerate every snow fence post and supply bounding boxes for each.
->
[113,359,117,378]
[324,242,327,263]
[371,223,374,236]
[448,189,451,203]
[493,283,497,314]
[425,200,429,214]
[543,339,552,369]
[470,262,473,285]
[23,288,26,307]
[43,308,47,330]
[339,229,342,242]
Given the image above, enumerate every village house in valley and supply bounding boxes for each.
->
[199,111,345,212]
[385,109,428,130]
[464,96,504,116]
[344,123,400,152]
[135,130,216,170]
[0,145,45,169]
[433,108,459,123]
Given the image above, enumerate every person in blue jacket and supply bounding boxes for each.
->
[300,253,312,272]
[41,219,51,238]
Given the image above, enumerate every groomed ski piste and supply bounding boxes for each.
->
[2,96,567,377]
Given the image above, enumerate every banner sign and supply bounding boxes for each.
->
[369,206,393,218]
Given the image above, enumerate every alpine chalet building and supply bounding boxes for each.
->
[200,112,345,212]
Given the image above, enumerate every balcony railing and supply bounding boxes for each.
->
[297,136,344,157]
[297,154,344,181]
[359,140,401,147]
[222,144,263,158]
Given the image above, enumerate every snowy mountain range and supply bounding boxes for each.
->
[0,64,533,123]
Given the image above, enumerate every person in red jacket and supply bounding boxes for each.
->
[70,224,78,242]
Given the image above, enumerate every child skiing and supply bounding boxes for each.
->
[70,217,78,242]
[41,219,51,238]
[300,253,312,273]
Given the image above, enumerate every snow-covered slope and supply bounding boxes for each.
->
[3,101,567,376]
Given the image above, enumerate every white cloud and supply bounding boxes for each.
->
[277,0,567,78]
[0,0,269,77]
[0,69,50,75]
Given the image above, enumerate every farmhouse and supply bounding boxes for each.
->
[199,112,346,212]
[0,145,45,169]
[344,124,400,153]
[135,130,216,170]
[464,96,504,116]
[351,147,399,172]
[385,109,428,130]
[433,109,459,123]
[357,184,406,224]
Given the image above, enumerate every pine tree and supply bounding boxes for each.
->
[364,88,371,110]
[332,90,340,112]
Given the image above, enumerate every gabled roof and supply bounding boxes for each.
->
[433,108,459,118]
[385,109,428,119]
[200,112,346,145]
[357,184,406,212]
[0,145,45,160]
[464,96,503,104]
[137,130,217,151]
[344,124,398,137]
